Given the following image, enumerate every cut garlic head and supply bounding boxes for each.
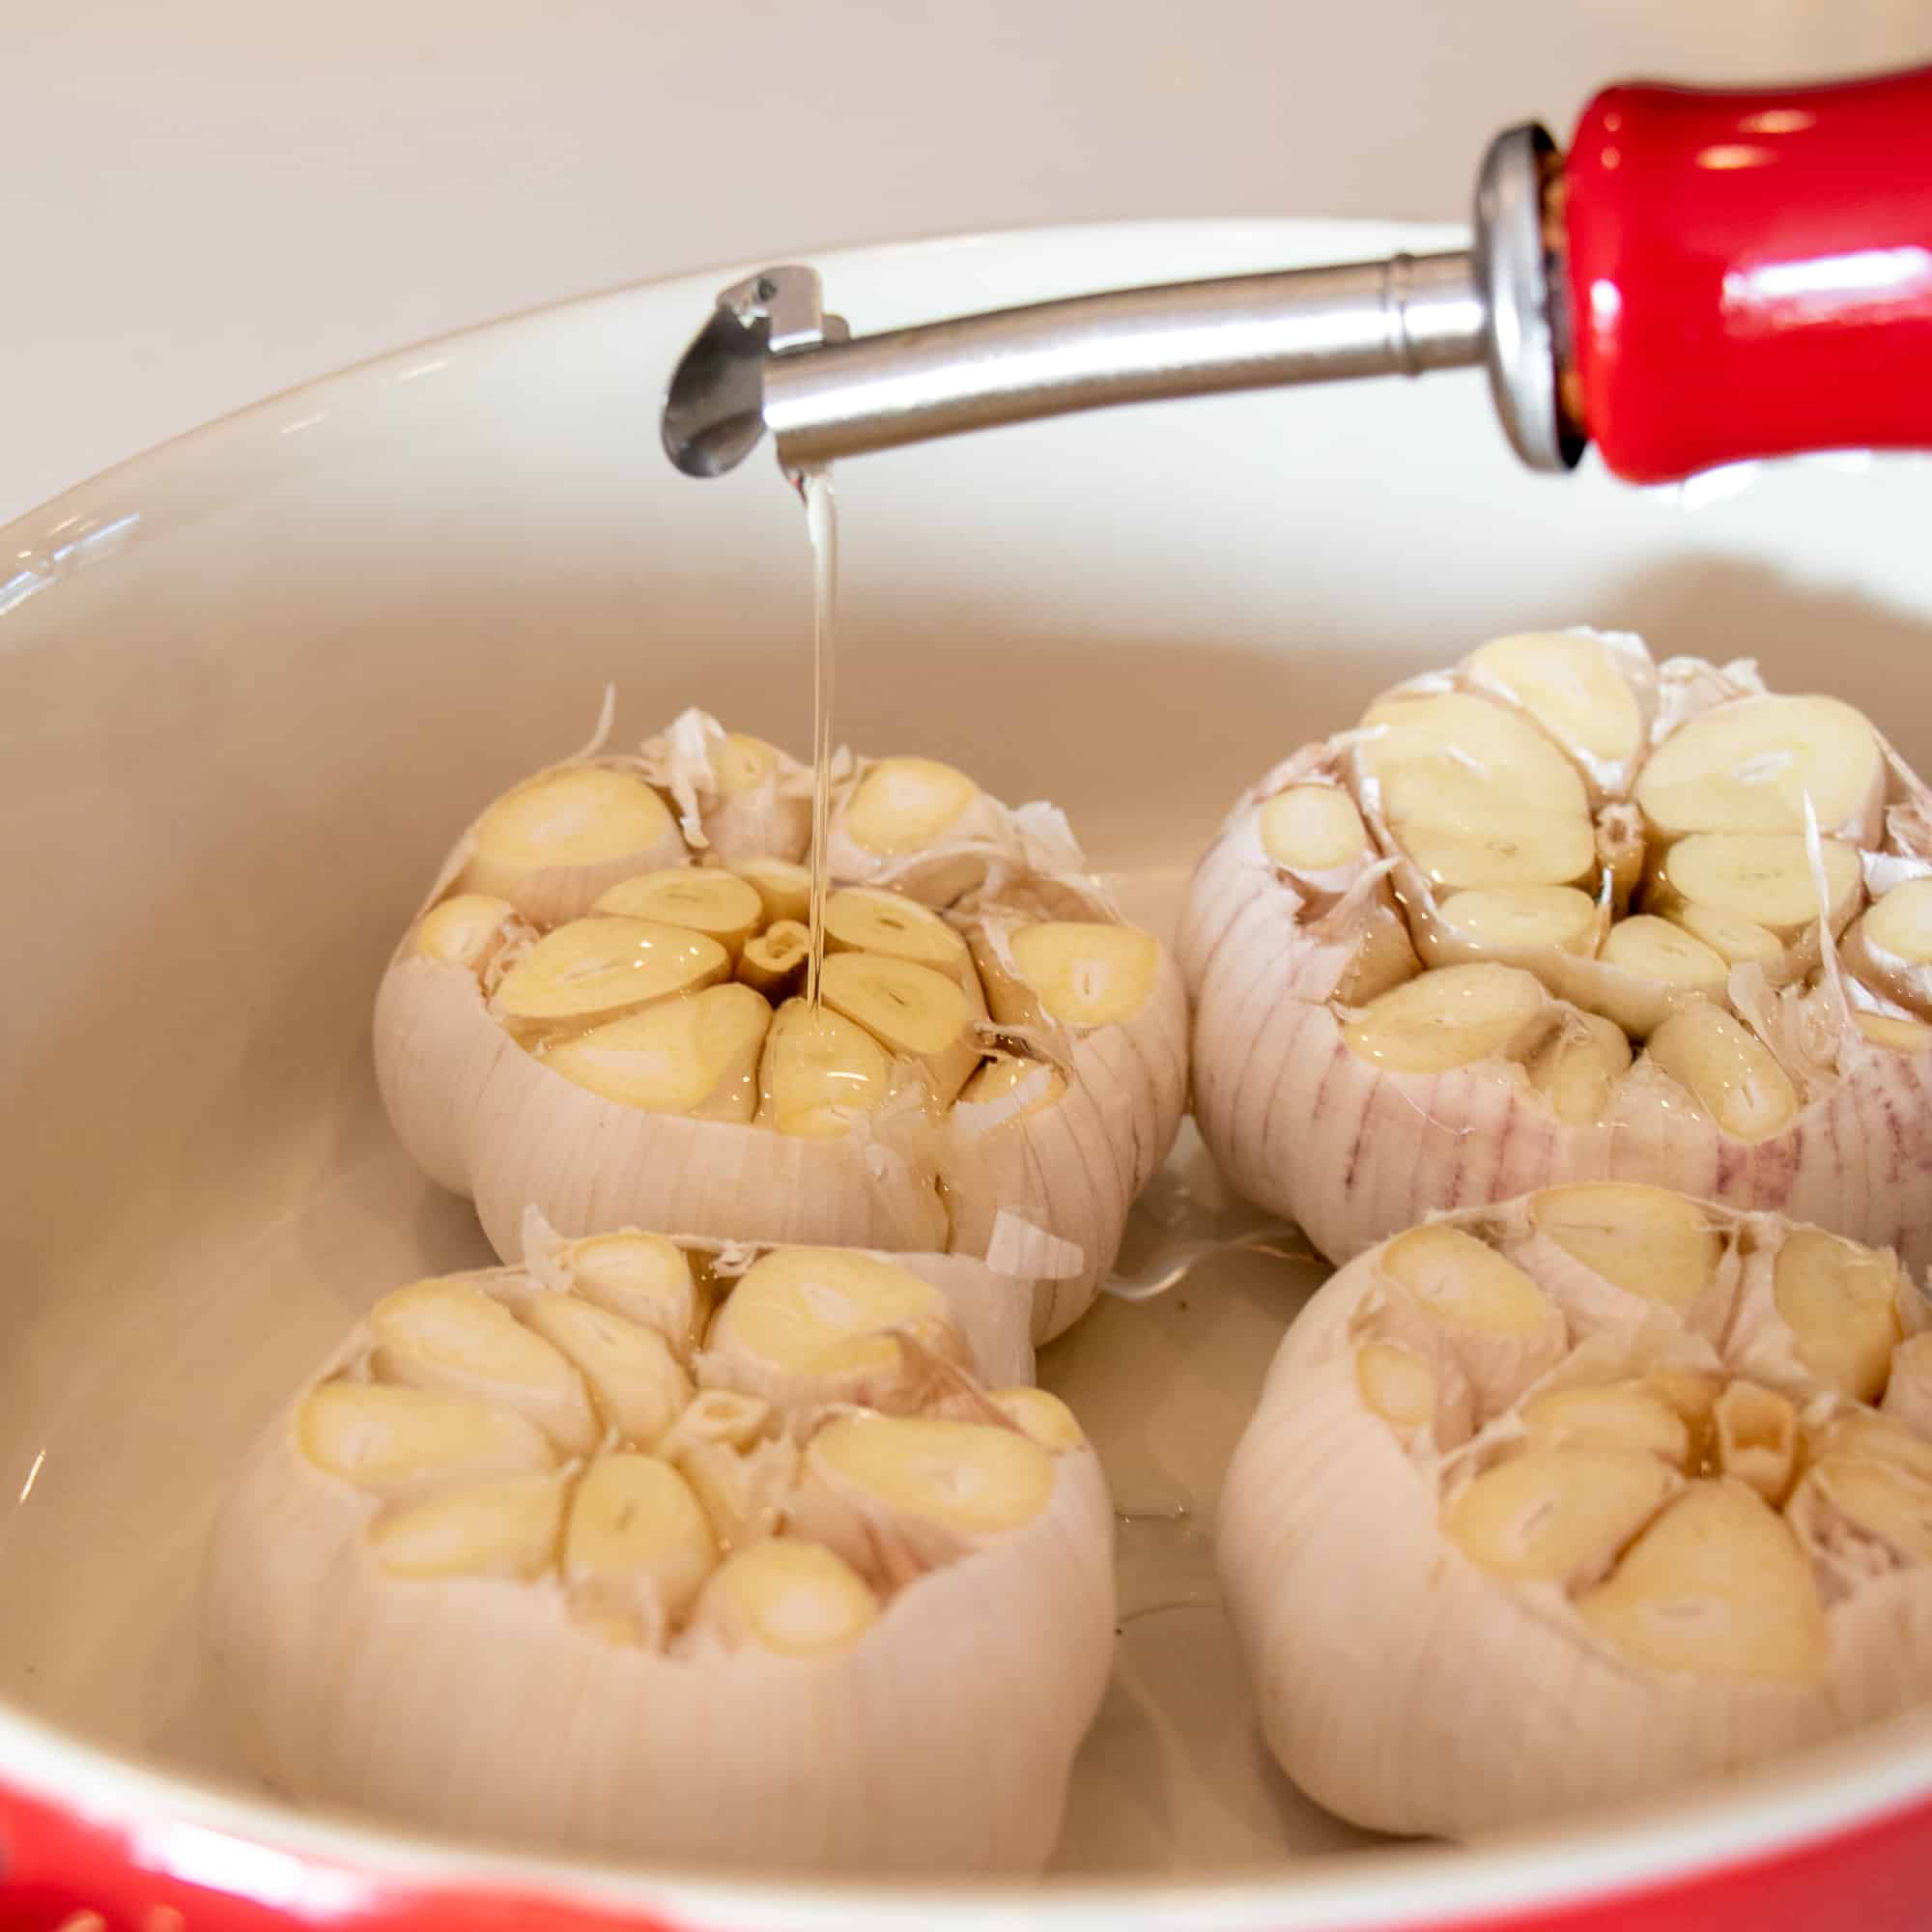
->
[1218,1182,1932,1838]
[1181,631,1932,1267]
[375,707,1187,1341]
[203,1232,1114,1872]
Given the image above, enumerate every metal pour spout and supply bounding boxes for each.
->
[662,128,1581,482]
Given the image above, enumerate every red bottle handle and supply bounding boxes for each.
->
[1562,65,1932,484]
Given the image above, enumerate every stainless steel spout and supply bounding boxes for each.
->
[662,127,1580,481]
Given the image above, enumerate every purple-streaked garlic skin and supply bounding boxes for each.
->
[1218,1184,1932,1839]
[376,709,1186,1343]
[1181,635,1932,1268]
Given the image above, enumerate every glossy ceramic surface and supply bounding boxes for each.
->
[2,219,1931,1929]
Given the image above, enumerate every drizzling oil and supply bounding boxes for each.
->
[794,467,838,1009]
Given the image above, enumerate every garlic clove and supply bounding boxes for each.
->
[1772,1228,1904,1403]
[1444,1447,1680,1588]
[368,1278,600,1457]
[460,764,686,924]
[592,867,764,961]
[368,1472,569,1581]
[492,918,729,1033]
[540,981,770,1121]
[1341,961,1549,1075]
[298,1381,558,1494]
[1577,1480,1827,1683]
[681,1538,880,1657]
[1634,693,1884,844]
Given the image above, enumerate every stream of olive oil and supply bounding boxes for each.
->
[797,467,837,1009]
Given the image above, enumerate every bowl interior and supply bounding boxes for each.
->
[4,218,1932,1914]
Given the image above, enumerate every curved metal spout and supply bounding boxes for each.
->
[660,128,1578,477]
[662,266,848,477]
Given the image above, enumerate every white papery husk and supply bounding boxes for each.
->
[1217,1191,1932,1840]
[376,707,1186,1341]
[636,707,821,865]
[1179,642,1932,1269]
[202,1248,1113,1873]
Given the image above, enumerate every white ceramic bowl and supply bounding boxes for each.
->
[4,219,1932,1931]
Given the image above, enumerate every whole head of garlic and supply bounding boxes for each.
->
[1180,630,1932,1268]
[1218,1180,1932,1838]
[375,707,1187,1343]
[202,1226,1114,1873]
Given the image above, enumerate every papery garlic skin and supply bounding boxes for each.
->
[1181,634,1932,1267]
[375,708,1186,1342]
[1218,1184,1932,1839]
[204,1233,1113,1873]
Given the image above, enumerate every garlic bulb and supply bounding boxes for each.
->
[1180,631,1932,1267]
[1218,1181,1932,1837]
[375,708,1187,1341]
[203,1228,1114,1873]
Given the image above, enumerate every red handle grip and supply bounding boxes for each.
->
[1563,65,1932,484]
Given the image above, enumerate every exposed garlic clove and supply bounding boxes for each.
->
[1588,916,1728,1036]
[492,918,729,1034]
[1354,692,1596,890]
[681,1538,879,1657]
[1653,833,1861,946]
[1416,885,1600,972]
[1008,922,1161,1028]
[957,1053,1068,1117]
[540,982,769,1122]
[700,1246,972,1412]
[1645,1005,1799,1144]
[735,919,810,999]
[562,1231,704,1352]
[731,855,812,927]
[838,755,986,857]
[1341,961,1550,1075]
[1634,693,1885,845]
[1713,1380,1799,1505]
[1664,900,1785,970]
[368,1278,600,1457]
[1376,1224,1567,1417]
[1444,1447,1680,1588]
[368,1472,568,1581]
[565,1453,718,1637]
[1520,1381,1691,1468]
[298,1381,557,1494]
[818,952,980,1107]
[1259,782,1374,891]
[1577,1481,1826,1682]
[592,867,763,961]
[1791,1454,1932,1571]
[1522,1012,1632,1125]
[822,887,972,981]
[788,1414,1058,1584]
[755,997,897,1137]
[1521,1182,1725,1328]
[1842,878,1932,1017]
[459,764,686,925]
[412,894,527,974]
[1770,1229,1904,1402]
[985,1386,1085,1451]
[1463,630,1648,798]
[522,1294,693,1449]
